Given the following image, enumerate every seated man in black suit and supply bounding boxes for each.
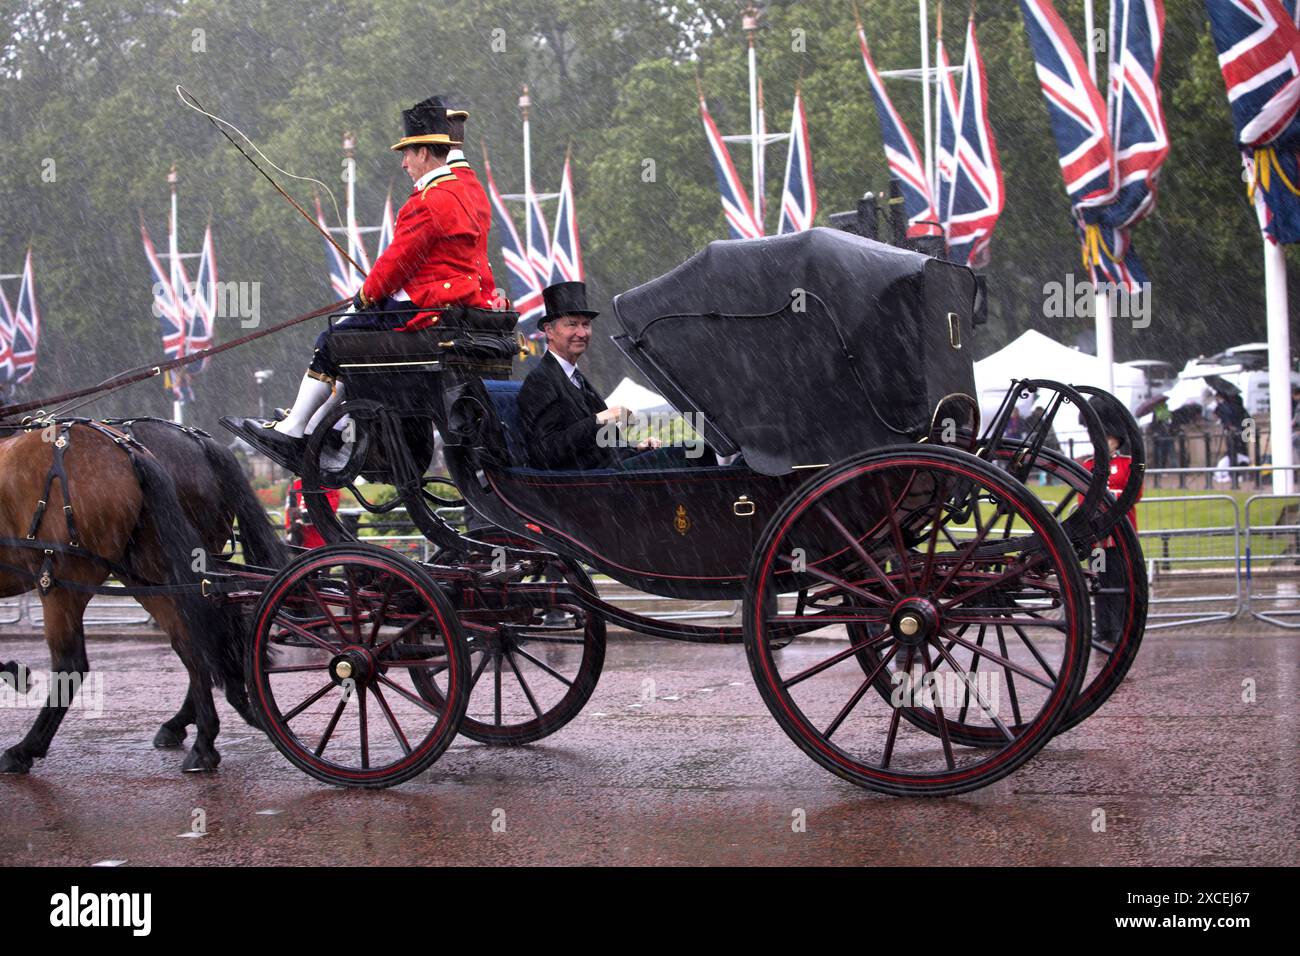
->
[520,281,712,471]
[519,281,640,469]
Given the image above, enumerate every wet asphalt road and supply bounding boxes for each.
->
[0,622,1296,866]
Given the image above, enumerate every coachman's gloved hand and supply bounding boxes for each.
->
[350,291,366,312]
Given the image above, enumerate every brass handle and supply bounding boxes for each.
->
[733,495,755,517]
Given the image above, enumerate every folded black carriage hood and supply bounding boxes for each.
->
[610,228,978,476]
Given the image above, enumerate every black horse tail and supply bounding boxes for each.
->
[191,433,290,570]
[126,449,244,694]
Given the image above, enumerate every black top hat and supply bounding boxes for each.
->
[540,281,599,326]
[390,98,462,151]
[425,92,470,121]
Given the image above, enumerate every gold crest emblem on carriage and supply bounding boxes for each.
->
[674,504,691,535]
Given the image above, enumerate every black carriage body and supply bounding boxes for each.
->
[611,228,978,475]
[326,233,981,600]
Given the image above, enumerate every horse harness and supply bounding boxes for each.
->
[0,418,235,599]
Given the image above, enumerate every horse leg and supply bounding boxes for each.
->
[142,597,222,772]
[0,591,92,774]
[153,687,194,749]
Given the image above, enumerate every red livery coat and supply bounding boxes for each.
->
[448,159,499,305]
[1081,452,1142,534]
[360,168,494,327]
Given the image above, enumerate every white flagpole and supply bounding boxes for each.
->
[1085,0,1115,393]
[520,85,535,243]
[744,7,762,230]
[919,0,934,199]
[934,4,945,216]
[344,132,357,292]
[168,165,183,425]
[1264,232,1294,493]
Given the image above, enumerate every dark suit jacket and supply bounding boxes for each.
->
[518,352,628,469]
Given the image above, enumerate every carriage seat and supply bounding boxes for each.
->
[483,379,530,467]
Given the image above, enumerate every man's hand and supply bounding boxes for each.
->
[596,405,632,427]
[350,290,366,312]
[635,436,663,451]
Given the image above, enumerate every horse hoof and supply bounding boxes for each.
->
[153,725,187,749]
[0,749,32,774]
[1,661,30,693]
[181,748,220,773]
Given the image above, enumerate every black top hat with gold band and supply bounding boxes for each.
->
[540,281,599,327]
[390,98,463,151]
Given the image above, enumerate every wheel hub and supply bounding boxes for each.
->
[890,598,939,646]
[329,646,376,686]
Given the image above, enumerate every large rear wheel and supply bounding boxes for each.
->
[744,446,1090,797]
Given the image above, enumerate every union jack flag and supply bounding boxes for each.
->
[1020,0,1116,205]
[935,13,961,228]
[1205,0,1300,244]
[0,282,15,387]
[484,151,544,325]
[10,250,38,385]
[857,21,941,237]
[778,89,817,233]
[699,88,763,239]
[375,193,395,258]
[182,224,217,373]
[944,13,1006,267]
[1021,0,1164,290]
[525,186,553,290]
[315,196,360,298]
[347,216,372,277]
[142,221,188,361]
[548,152,584,284]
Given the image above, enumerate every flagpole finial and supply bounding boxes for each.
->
[694,68,705,102]
[742,4,761,41]
[851,0,863,32]
[168,164,178,187]
[519,84,531,119]
[342,131,356,155]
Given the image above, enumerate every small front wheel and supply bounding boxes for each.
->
[248,543,469,788]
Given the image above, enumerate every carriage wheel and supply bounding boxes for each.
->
[412,538,606,746]
[849,446,1147,743]
[248,543,469,788]
[744,446,1090,797]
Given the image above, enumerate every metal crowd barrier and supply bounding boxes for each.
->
[0,594,25,626]
[1136,494,1242,630]
[1244,493,1300,629]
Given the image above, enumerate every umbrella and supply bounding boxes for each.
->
[1134,393,1169,418]
[1204,374,1240,398]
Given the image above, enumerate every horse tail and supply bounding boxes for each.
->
[191,432,290,570]
[126,448,245,694]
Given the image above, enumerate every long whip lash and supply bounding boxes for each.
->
[175,85,368,276]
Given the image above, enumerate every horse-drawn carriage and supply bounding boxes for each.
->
[231,228,1148,795]
[0,227,1143,791]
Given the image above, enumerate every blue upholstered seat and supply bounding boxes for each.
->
[482,379,528,467]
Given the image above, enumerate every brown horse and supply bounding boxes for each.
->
[0,420,281,774]
[100,417,289,750]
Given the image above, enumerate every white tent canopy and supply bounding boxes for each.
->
[604,377,673,416]
[974,330,1147,455]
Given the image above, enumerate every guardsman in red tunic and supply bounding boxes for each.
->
[223,98,490,468]
[1080,397,1144,646]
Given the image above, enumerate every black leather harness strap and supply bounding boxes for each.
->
[0,417,250,600]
